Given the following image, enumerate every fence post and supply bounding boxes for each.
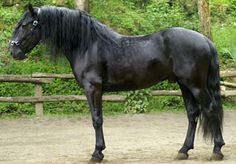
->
[35,84,43,117]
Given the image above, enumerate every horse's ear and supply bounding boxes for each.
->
[28,3,36,17]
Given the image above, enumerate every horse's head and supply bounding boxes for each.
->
[10,4,41,60]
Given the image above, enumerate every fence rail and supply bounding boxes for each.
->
[1,70,236,117]
[0,95,126,103]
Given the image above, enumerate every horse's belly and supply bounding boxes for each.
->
[102,68,172,92]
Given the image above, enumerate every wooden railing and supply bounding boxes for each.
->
[0,70,236,117]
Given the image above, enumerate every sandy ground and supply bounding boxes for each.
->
[0,110,236,164]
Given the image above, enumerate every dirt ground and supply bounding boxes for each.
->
[0,110,236,164]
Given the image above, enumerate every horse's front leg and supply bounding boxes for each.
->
[84,82,105,162]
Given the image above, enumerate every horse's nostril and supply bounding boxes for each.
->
[10,51,15,57]
[15,41,20,46]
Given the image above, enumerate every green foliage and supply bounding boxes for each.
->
[90,0,149,34]
[124,90,150,114]
[43,79,83,96]
[0,103,35,117]
[212,0,234,6]
[212,26,236,65]
[144,1,199,31]
[211,0,236,25]
[0,83,34,96]
[15,0,75,8]
[148,96,184,112]
[150,81,179,90]
[90,0,199,35]
[44,101,88,115]
[103,102,125,115]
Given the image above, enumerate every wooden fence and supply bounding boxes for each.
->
[1,70,236,117]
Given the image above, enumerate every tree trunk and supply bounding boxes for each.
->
[198,0,212,39]
[75,0,89,11]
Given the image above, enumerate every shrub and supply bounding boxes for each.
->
[124,90,150,114]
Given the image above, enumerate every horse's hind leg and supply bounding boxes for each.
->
[176,83,200,160]
[212,128,225,160]
[188,86,225,160]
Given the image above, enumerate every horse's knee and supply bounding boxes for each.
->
[187,109,199,123]
[92,116,103,128]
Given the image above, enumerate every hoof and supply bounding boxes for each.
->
[176,152,189,160]
[89,157,103,163]
[210,153,224,161]
[89,152,104,163]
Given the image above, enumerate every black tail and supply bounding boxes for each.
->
[201,39,223,140]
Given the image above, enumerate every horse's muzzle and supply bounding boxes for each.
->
[10,46,27,60]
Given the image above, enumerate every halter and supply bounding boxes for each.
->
[33,20,39,26]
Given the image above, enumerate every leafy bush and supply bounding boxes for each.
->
[211,0,236,25]
[0,103,35,117]
[124,90,150,114]
[90,0,199,34]
[43,79,84,96]
[212,26,236,65]
[144,1,199,31]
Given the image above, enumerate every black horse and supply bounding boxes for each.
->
[10,4,225,162]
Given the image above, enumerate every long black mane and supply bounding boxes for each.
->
[38,6,120,58]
